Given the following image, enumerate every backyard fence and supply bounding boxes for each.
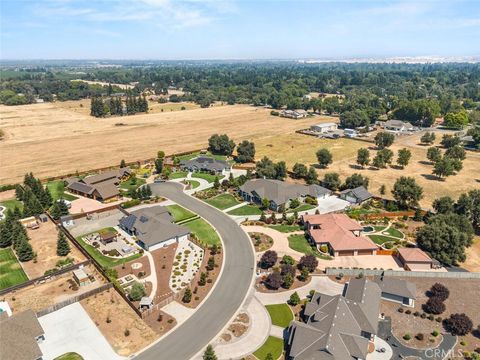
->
[0,260,92,297]
[36,283,113,317]
[324,267,480,279]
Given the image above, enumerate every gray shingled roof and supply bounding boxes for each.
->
[67,181,95,195]
[180,156,230,172]
[373,276,416,300]
[239,179,330,206]
[340,186,372,202]
[288,278,381,360]
[0,310,44,360]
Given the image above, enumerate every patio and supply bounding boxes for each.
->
[82,229,137,258]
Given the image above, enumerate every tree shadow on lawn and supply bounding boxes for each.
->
[418,160,434,166]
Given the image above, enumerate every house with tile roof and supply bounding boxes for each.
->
[287,277,382,360]
[396,247,435,271]
[302,213,378,256]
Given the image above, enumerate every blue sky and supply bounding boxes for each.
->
[1,0,479,59]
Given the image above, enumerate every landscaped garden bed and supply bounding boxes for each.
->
[249,232,274,252]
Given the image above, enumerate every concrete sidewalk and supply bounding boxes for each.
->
[222,202,248,213]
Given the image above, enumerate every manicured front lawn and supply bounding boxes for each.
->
[119,177,146,192]
[169,171,188,179]
[0,248,29,290]
[385,227,404,238]
[368,234,398,245]
[186,180,200,189]
[191,172,221,183]
[0,199,24,212]
[253,336,284,360]
[268,224,302,233]
[183,218,221,246]
[205,193,241,210]
[75,233,141,269]
[227,204,262,216]
[54,353,84,360]
[374,225,387,232]
[286,203,315,213]
[167,204,196,223]
[265,304,294,327]
[46,180,78,201]
[288,234,332,260]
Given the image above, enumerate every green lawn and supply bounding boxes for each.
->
[268,224,302,233]
[374,225,387,232]
[368,234,399,245]
[186,180,200,189]
[191,172,221,183]
[287,203,316,213]
[0,248,28,290]
[288,234,332,260]
[0,199,24,212]
[253,336,284,360]
[169,171,188,179]
[205,194,241,210]
[384,227,404,238]
[183,218,221,246]
[54,353,84,360]
[227,204,262,216]
[167,204,196,223]
[46,180,78,201]
[119,177,146,192]
[265,304,294,327]
[76,230,141,269]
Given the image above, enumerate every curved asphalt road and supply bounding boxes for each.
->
[135,182,255,360]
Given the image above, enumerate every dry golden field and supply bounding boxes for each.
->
[0,101,327,184]
[255,131,480,208]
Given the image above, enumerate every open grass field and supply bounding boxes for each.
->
[253,336,284,360]
[265,303,294,327]
[167,204,196,223]
[205,193,241,210]
[255,131,480,208]
[183,218,221,246]
[0,248,28,290]
[0,102,324,185]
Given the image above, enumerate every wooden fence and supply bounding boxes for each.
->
[36,283,113,317]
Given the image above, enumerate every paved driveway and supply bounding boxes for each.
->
[68,209,125,237]
[38,302,123,360]
[316,196,350,214]
[135,182,255,360]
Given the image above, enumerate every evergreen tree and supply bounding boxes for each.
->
[41,185,53,209]
[0,219,13,248]
[203,345,218,360]
[306,166,318,185]
[16,239,34,262]
[56,230,71,256]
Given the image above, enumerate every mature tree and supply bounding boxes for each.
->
[392,98,440,127]
[298,254,318,272]
[379,184,386,195]
[322,172,341,191]
[430,283,450,301]
[392,176,423,209]
[397,148,412,168]
[203,345,218,360]
[445,145,466,160]
[306,166,318,185]
[316,148,333,168]
[274,161,287,180]
[282,255,295,266]
[256,157,276,179]
[260,250,278,269]
[455,190,480,229]
[427,147,442,163]
[440,134,461,149]
[443,110,469,129]
[433,196,455,214]
[292,163,308,179]
[265,272,283,289]
[289,291,301,306]
[374,132,395,149]
[120,159,126,168]
[56,230,70,256]
[423,297,446,315]
[208,134,235,155]
[339,109,369,129]
[16,239,34,262]
[356,148,370,168]
[283,273,294,289]
[236,140,255,163]
[433,156,461,179]
[342,173,369,190]
[420,132,436,145]
[444,314,473,336]
[129,282,146,301]
[373,149,394,168]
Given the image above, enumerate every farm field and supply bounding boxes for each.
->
[255,131,480,208]
[0,102,324,185]
[0,248,28,290]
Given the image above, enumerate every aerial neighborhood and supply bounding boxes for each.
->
[1,8,480,359]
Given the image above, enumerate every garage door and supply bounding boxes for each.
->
[358,250,373,255]
[338,250,355,256]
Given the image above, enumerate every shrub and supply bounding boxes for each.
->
[421,313,427,319]
[416,333,424,341]
[298,254,318,273]
[398,308,404,313]
[403,333,411,341]
[405,310,412,315]
[289,292,301,306]
[264,272,283,290]
[432,330,439,337]
[128,282,146,301]
[124,329,130,337]
[182,288,192,303]
[260,250,278,269]
[423,297,446,315]
[430,283,450,301]
[282,255,295,265]
[444,313,473,336]
[414,311,420,317]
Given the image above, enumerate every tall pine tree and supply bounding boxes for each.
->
[56,230,70,256]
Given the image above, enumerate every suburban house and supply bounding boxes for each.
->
[239,179,331,211]
[339,186,373,205]
[287,277,381,360]
[373,275,416,307]
[180,156,231,175]
[65,167,131,202]
[280,109,309,119]
[119,205,190,251]
[397,247,435,271]
[0,309,45,360]
[310,122,338,133]
[303,213,378,256]
[382,120,415,134]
